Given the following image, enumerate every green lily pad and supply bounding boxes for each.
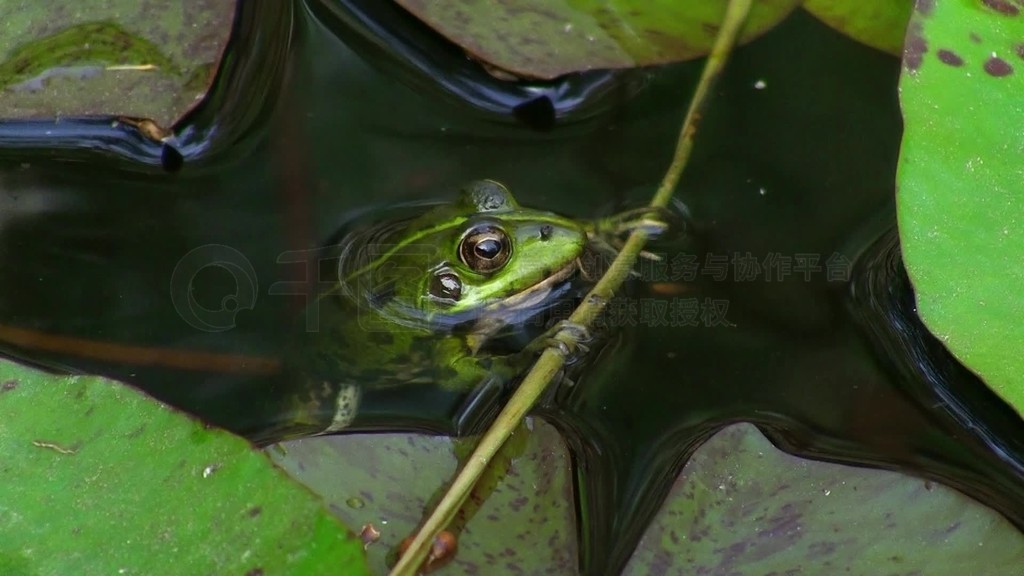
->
[277,420,1024,575]
[270,418,577,574]
[0,360,369,576]
[622,424,1024,574]
[896,0,1024,415]
[393,0,801,79]
[803,0,913,55]
[0,0,235,125]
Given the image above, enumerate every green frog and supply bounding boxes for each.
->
[269,180,653,442]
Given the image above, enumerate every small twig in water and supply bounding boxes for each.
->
[32,440,76,455]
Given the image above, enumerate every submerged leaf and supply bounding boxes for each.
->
[896,0,1024,415]
[0,360,369,576]
[804,0,913,55]
[393,0,801,79]
[623,424,1024,574]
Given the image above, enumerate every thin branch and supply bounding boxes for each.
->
[389,1,753,573]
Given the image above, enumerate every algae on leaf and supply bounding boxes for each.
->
[0,0,234,125]
[896,0,1024,416]
[0,21,180,91]
[0,360,370,576]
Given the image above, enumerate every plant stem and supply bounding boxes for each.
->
[389,1,753,573]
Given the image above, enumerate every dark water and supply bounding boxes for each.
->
[0,2,1022,574]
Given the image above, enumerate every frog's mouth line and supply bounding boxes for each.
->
[483,260,579,314]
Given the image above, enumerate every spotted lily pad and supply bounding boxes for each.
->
[622,424,1024,574]
[896,0,1024,415]
[0,0,235,125]
[803,0,913,54]
[0,359,369,576]
[392,0,802,79]
[269,419,577,573]
[275,420,1024,574]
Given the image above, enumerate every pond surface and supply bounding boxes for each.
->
[0,2,1021,573]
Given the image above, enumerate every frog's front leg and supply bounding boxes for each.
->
[433,321,593,396]
[518,320,592,364]
[594,206,673,238]
[587,206,676,262]
[433,336,522,392]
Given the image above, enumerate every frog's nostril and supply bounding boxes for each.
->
[540,225,554,241]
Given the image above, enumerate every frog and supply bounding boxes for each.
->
[267,179,658,443]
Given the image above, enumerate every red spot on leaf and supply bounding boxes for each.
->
[984,56,1014,76]
[937,49,964,66]
[904,22,927,72]
[982,0,1020,15]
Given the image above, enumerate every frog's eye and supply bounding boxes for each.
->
[429,271,462,303]
[459,225,511,274]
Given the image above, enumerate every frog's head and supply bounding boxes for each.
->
[352,180,587,321]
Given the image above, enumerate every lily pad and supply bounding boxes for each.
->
[0,359,369,576]
[276,421,1024,575]
[0,0,235,126]
[803,0,913,55]
[392,0,802,79]
[270,418,577,574]
[896,0,1024,415]
[622,424,1024,574]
